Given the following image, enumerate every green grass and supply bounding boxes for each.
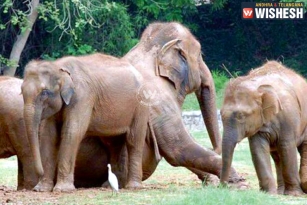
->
[1,132,306,204]
[160,187,280,205]
[182,94,199,111]
[0,156,18,187]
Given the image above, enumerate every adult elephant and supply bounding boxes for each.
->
[220,61,307,196]
[0,77,158,189]
[0,76,38,190]
[22,54,151,192]
[122,22,241,182]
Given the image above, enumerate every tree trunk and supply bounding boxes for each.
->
[3,0,40,76]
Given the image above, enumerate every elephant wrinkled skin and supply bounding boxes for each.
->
[0,76,158,190]
[21,22,243,192]
[0,76,38,190]
[22,54,151,192]
[122,22,242,183]
[220,61,307,196]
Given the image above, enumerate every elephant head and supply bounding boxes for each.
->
[21,60,74,177]
[132,22,221,153]
[220,79,282,183]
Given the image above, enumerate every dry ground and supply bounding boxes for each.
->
[1,135,306,205]
[0,157,249,205]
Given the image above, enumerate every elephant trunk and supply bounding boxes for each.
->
[220,125,238,184]
[196,60,221,154]
[24,103,44,177]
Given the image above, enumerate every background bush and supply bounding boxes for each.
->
[1,0,307,77]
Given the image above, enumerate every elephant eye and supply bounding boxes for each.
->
[41,89,49,96]
[178,50,187,61]
[40,89,50,100]
[236,112,246,122]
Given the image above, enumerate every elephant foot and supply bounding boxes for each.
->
[229,180,249,190]
[284,189,304,196]
[265,189,278,195]
[228,169,245,183]
[17,185,25,191]
[53,182,75,193]
[125,181,143,189]
[301,181,307,193]
[228,176,249,190]
[33,180,54,192]
[277,186,285,195]
[203,174,219,186]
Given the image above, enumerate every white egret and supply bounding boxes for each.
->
[107,164,119,195]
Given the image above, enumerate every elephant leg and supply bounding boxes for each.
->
[125,114,147,189]
[34,118,59,192]
[17,159,24,190]
[271,151,284,194]
[249,135,276,194]
[278,141,303,196]
[53,107,92,192]
[187,166,243,185]
[298,141,307,193]
[8,126,38,190]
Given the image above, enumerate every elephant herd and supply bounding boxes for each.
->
[0,22,306,196]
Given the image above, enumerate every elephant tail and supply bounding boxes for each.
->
[148,120,161,162]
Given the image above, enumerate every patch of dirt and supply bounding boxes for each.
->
[0,185,172,204]
[0,160,252,204]
[0,188,60,204]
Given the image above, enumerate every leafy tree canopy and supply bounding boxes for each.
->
[0,0,306,76]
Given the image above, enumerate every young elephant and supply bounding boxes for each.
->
[22,53,149,192]
[0,76,38,190]
[220,61,307,196]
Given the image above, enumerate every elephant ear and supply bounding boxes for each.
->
[156,39,189,91]
[258,84,283,123]
[60,68,75,105]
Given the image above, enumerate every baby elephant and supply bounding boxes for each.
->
[220,61,307,196]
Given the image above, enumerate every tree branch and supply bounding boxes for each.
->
[3,0,40,76]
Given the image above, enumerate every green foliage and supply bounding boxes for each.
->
[1,0,307,77]
[196,0,307,76]
[281,0,307,11]
[0,55,17,69]
[1,0,30,33]
[42,44,96,60]
[120,0,198,35]
[38,0,136,59]
[212,70,229,108]
[212,70,229,94]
